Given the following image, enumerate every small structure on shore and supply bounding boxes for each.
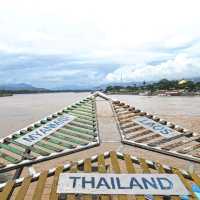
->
[179,79,188,85]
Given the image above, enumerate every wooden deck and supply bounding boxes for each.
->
[0,95,100,173]
[112,98,200,163]
[0,151,199,199]
[0,92,200,199]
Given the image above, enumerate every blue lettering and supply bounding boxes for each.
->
[130,178,144,189]
[82,177,95,188]
[142,177,158,189]
[34,131,43,137]
[69,176,81,188]
[110,177,116,189]
[138,118,149,123]
[160,129,172,134]
[23,134,38,142]
[116,177,130,189]
[48,123,57,128]
[96,177,111,189]
[157,178,173,190]
[53,121,62,125]
[40,127,51,134]
[143,121,156,127]
[152,125,163,130]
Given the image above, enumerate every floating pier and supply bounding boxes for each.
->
[112,97,200,163]
[0,92,199,199]
[0,94,99,173]
[0,151,199,199]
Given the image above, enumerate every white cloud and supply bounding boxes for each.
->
[0,0,200,58]
[0,0,200,86]
[106,54,200,82]
[44,69,81,77]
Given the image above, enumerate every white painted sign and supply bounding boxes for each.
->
[57,173,189,195]
[134,117,179,138]
[16,114,75,146]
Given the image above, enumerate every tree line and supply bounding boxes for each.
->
[105,79,200,93]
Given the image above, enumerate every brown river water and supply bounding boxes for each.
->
[0,92,200,181]
[0,92,200,137]
[110,94,200,134]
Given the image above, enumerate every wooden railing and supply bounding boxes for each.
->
[0,151,199,199]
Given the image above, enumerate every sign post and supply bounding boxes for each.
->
[57,173,189,195]
[16,114,75,146]
[134,117,180,138]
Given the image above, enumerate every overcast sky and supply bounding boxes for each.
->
[0,0,200,88]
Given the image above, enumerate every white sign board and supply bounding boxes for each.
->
[16,114,75,146]
[57,173,189,195]
[134,117,179,138]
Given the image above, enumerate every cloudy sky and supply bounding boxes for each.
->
[0,0,200,89]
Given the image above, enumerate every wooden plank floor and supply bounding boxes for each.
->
[112,99,200,164]
[0,92,200,199]
[16,95,200,182]
[0,151,199,199]
[0,96,100,173]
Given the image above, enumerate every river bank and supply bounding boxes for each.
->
[106,91,200,96]
[0,93,13,97]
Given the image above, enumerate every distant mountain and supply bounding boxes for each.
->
[191,77,200,83]
[0,83,48,92]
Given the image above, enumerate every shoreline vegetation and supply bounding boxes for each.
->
[0,92,13,97]
[1,79,200,97]
[0,89,91,97]
[105,79,200,96]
